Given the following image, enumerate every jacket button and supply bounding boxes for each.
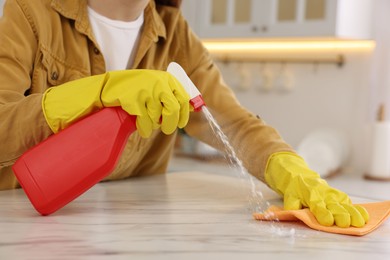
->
[51,71,59,80]
[93,47,100,55]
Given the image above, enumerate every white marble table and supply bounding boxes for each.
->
[1,171,389,260]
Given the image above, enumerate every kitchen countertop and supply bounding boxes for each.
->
[169,156,390,201]
[1,163,389,259]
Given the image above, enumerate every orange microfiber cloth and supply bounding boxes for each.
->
[253,201,390,236]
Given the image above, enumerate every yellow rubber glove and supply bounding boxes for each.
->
[42,70,190,138]
[265,152,369,228]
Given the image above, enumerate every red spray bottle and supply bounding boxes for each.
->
[12,62,205,215]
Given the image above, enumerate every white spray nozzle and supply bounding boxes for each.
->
[167,62,205,112]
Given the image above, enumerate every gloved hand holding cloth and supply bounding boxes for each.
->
[42,70,191,138]
[265,152,370,228]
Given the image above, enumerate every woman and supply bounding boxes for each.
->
[0,0,368,227]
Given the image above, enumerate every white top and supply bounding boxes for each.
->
[87,7,144,71]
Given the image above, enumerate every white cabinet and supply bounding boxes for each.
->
[181,0,372,39]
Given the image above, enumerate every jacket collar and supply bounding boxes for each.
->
[50,0,167,41]
[144,0,167,41]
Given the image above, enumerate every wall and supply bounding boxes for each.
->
[214,53,373,176]
[0,0,3,16]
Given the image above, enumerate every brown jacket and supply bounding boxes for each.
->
[0,0,293,190]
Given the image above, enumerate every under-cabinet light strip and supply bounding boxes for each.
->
[202,40,375,52]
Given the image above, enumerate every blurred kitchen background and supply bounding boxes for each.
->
[177,0,390,181]
[1,0,390,181]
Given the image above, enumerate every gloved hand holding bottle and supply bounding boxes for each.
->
[42,70,191,138]
[265,152,370,228]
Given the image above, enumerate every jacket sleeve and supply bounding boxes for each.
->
[174,16,295,183]
[0,0,52,167]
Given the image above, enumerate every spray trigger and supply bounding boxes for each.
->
[167,62,205,112]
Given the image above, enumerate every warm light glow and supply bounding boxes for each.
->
[202,39,376,53]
